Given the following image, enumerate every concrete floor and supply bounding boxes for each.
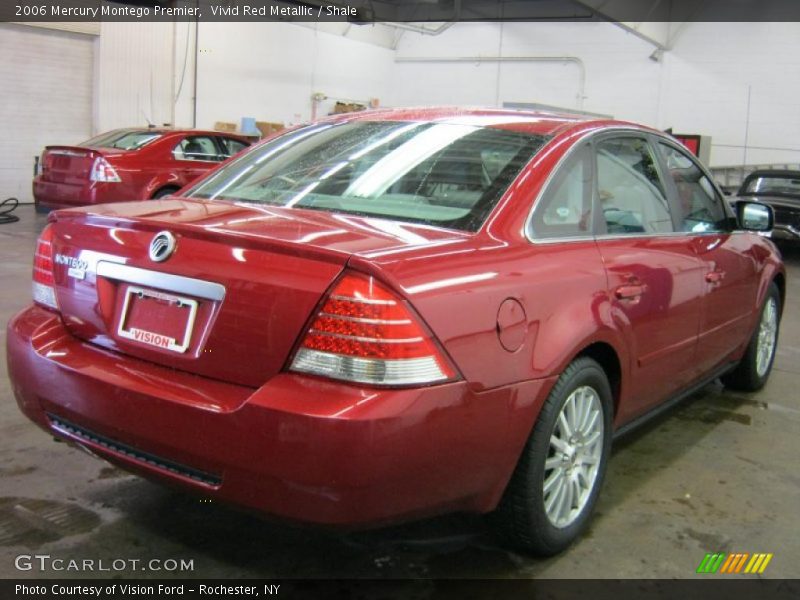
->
[1,205,798,579]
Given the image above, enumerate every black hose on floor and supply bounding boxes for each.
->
[0,197,20,224]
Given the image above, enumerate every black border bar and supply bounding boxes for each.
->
[5,0,800,23]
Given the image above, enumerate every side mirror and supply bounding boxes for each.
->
[736,200,773,232]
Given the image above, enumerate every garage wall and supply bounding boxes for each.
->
[662,22,800,167]
[193,22,395,128]
[0,23,93,203]
[390,22,663,125]
[95,22,175,132]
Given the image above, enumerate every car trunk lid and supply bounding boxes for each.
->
[46,198,468,388]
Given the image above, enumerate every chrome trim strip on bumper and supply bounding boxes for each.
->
[96,261,226,301]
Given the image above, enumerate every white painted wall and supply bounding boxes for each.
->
[95,21,175,132]
[193,22,395,128]
[0,24,93,203]
[390,22,664,125]
[391,21,800,167]
[14,20,800,173]
[662,22,800,167]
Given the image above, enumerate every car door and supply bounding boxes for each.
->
[656,141,759,373]
[592,134,706,420]
[172,135,224,185]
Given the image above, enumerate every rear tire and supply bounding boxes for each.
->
[721,282,781,391]
[493,356,612,555]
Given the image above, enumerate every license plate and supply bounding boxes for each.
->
[117,286,198,353]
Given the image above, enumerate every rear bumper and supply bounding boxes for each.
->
[7,305,554,527]
[33,177,133,209]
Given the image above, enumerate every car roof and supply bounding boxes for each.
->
[743,169,800,178]
[114,128,249,138]
[323,106,647,137]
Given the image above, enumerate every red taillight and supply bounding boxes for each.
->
[290,271,457,386]
[90,156,121,182]
[32,224,58,310]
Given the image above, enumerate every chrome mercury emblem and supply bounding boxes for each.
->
[149,231,177,262]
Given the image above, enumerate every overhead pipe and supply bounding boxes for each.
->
[394,55,587,110]
[388,0,461,48]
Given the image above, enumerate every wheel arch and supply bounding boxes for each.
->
[575,341,622,418]
[772,270,786,316]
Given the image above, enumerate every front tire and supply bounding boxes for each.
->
[721,282,781,391]
[494,356,613,555]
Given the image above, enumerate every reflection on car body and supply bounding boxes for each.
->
[7,108,785,556]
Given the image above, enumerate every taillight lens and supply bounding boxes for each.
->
[290,272,458,386]
[90,156,121,182]
[32,225,58,310]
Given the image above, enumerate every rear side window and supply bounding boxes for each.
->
[529,144,593,239]
[658,143,728,233]
[596,138,673,235]
[173,136,221,162]
[187,121,549,232]
[80,130,162,150]
[218,137,249,158]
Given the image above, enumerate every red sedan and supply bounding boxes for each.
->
[8,108,784,555]
[33,128,251,211]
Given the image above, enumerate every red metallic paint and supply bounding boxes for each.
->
[33,130,251,211]
[7,108,786,529]
[8,305,554,524]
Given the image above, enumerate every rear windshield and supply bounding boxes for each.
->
[187,120,549,231]
[80,130,162,151]
[742,175,800,197]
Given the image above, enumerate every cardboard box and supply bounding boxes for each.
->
[256,121,285,138]
[332,101,366,114]
[214,121,238,133]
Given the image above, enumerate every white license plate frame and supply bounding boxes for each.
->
[117,285,198,353]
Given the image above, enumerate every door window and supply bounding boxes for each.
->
[173,136,220,162]
[658,143,728,233]
[529,144,593,239]
[596,138,674,235]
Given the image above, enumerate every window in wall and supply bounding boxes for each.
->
[596,138,673,235]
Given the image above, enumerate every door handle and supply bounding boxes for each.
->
[615,284,645,300]
[705,270,725,284]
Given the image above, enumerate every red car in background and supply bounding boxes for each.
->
[34,128,251,212]
[8,108,784,555]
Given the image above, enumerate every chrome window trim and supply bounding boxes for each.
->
[530,229,748,246]
[96,261,226,301]
[524,127,736,246]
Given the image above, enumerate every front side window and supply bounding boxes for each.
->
[529,144,592,239]
[173,136,221,162]
[187,121,549,232]
[596,137,673,235]
[658,143,728,233]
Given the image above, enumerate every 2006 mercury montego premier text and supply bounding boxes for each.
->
[7,107,784,554]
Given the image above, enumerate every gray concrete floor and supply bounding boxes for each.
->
[1,205,798,579]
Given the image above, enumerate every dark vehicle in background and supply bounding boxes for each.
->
[737,170,800,242]
[34,129,251,212]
